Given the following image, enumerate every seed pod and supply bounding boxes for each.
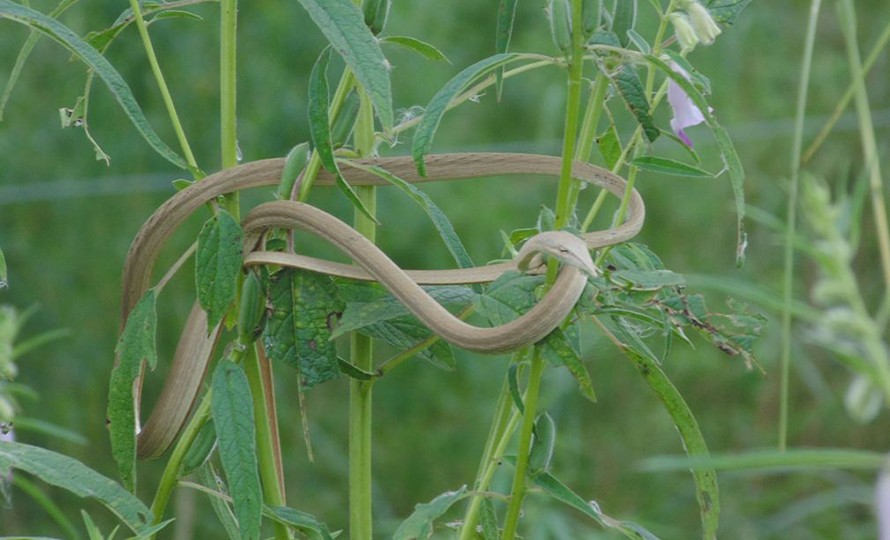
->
[276,142,310,200]
[180,420,217,476]
[362,0,390,36]
[581,0,599,37]
[237,271,266,344]
[548,0,572,53]
[330,90,361,150]
[528,412,556,476]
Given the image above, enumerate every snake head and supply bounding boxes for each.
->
[515,231,599,277]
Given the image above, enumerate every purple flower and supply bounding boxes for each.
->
[667,63,709,147]
[877,462,890,540]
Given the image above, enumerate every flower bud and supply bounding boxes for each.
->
[686,2,721,45]
[669,13,699,51]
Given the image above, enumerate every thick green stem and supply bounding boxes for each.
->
[349,82,377,540]
[127,0,199,173]
[779,0,821,452]
[220,0,239,216]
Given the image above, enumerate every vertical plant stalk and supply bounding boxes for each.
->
[127,0,199,172]
[779,0,821,452]
[220,0,239,215]
[349,86,377,540]
[837,0,890,321]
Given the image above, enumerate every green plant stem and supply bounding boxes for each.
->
[149,391,212,534]
[566,71,610,213]
[349,84,377,540]
[500,348,546,539]
[220,0,239,216]
[242,343,289,540]
[780,0,821,452]
[837,0,890,314]
[12,475,82,540]
[127,0,198,173]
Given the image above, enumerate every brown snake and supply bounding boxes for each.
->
[118,153,645,459]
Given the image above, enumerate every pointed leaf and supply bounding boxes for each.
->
[196,209,243,330]
[495,0,519,97]
[108,289,157,491]
[263,269,343,389]
[541,325,596,401]
[296,0,393,130]
[705,0,753,25]
[308,47,338,176]
[212,360,262,540]
[597,120,622,170]
[393,486,468,540]
[412,53,518,175]
[0,0,188,168]
[362,316,456,371]
[612,64,659,142]
[381,36,449,62]
[610,0,636,46]
[266,506,335,540]
[631,156,713,178]
[0,441,153,533]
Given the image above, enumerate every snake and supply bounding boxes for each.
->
[117,152,645,459]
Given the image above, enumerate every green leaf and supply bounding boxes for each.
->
[508,362,524,414]
[479,497,500,539]
[196,209,243,330]
[608,322,719,540]
[263,269,343,389]
[344,163,475,271]
[266,506,335,540]
[211,360,262,540]
[412,53,518,175]
[308,47,339,177]
[613,64,659,143]
[532,472,660,539]
[476,271,543,325]
[393,486,468,540]
[198,464,241,539]
[0,441,153,533]
[333,285,476,338]
[381,36,449,62]
[597,120,622,170]
[641,447,886,473]
[705,0,752,25]
[540,326,596,402]
[296,0,393,131]
[108,290,157,491]
[362,316,456,371]
[495,0,519,97]
[631,156,713,178]
[0,0,188,169]
[644,54,746,265]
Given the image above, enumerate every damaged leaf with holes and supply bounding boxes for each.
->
[263,269,344,388]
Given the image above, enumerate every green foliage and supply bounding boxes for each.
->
[196,209,243,330]
[393,486,467,540]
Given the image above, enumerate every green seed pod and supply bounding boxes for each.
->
[180,420,217,476]
[528,412,556,476]
[362,0,390,35]
[548,0,572,53]
[581,0,599,37]
[237,271,266,344]
[330,90,361,150]
[276,142,310,200]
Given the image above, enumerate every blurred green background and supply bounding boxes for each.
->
[1,0,890,538]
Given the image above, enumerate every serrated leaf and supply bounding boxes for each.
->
[296,0,393,130]
[362,316,456,370]
[533,472,660,539]
[196,209,243,330]
[266,506,335,540]
[263,269,343,389]
[343,162,476,272]
[108,289,157,491]
[476,271,544,325]
[0,441,153,533]
[211,360,262,540]
[393,486,468,540]
[541,325,596,401]
[412,53,518,175]
[0,1,188,168]
[631,156,713,178]
[705,0,752,25]
[644,54,745,264]
[613,65,659,143]
[381,36,449,62]
[333,285,476,338]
